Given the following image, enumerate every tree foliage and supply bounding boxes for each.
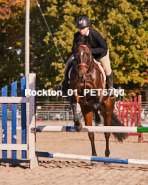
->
[0,0,148,91]
[44,0,148,89]
[0,0,26,87]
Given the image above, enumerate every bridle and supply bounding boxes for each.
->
[76,44,92,70]
[75,44,94,104]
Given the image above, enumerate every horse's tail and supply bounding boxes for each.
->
[111,113,128,142]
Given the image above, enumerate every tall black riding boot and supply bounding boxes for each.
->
[106,71,115,97]
[61,55,74,95]
[61,77,69,95]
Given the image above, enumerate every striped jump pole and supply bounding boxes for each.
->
[33,126,148,133]
[36,152,148,165]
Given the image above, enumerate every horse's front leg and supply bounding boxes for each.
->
[70,95,82,132]
[81,105,97,156]
[92,98,101,125]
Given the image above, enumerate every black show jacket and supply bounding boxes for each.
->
[72,28,108,61]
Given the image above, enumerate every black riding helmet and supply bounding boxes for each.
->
[75,16,91,29]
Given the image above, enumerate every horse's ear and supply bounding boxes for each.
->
[77,35,86,45]
[75,35,91,48]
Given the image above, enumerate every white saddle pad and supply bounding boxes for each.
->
[93,59,106,82]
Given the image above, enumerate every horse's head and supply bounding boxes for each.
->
[74,35,92,81]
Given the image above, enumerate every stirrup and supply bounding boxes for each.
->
[53,83,62,91]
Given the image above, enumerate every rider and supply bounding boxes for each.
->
[62,16,114,96]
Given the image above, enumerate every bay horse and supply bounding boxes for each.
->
[68,35,127,157]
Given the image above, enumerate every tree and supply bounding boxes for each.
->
[43,0,148,89]
[29,0,65,89]
[0,0,147,92]
[0,0,26,89]
[97,0,148,88]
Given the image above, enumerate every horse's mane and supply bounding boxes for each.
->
[75,34,91,48]
[74,35,92,66]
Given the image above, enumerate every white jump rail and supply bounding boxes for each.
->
[0,97,29,103]
[34,126,148,133]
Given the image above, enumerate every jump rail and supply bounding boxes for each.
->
[36,152,148,165]
[33,126,148,133]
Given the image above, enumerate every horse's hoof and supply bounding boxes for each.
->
[92,153,97,157]
[104,162,110,165]
[95,116,101,124]
[74,121,82,132]
[95,115,104,126]
[105,150,110,157]
[95,120,101,126]
[93,103,100,109]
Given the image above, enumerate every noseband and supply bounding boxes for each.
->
[78,44,89,49]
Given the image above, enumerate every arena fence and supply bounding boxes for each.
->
[118,95,148,142]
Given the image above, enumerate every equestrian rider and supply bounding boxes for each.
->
[62,16,114,96]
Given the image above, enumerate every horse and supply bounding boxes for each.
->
[68,35,127,157]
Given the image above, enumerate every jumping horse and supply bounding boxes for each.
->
[68,35,127,157]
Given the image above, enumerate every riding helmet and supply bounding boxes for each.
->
[75,16,91,29]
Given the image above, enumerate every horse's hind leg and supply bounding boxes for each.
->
[103,112,112,157]
[101,98,115,157]
[88,132,97,156]
[70,95,82,132]
[105,133,110,157]
[81,105,97,156]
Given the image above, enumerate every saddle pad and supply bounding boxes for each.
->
[93,59,106,82]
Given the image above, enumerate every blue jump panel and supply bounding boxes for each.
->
[11,81,17,159]
[2,86,7,158]
[21,77,27,159]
